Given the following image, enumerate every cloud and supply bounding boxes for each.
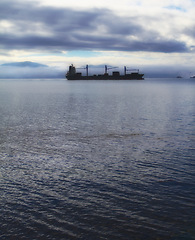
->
[0,0,191,54]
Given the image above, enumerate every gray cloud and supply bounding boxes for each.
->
[0,0,189,53]
[184,25,195,40]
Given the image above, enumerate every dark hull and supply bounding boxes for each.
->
[66,74,144,80]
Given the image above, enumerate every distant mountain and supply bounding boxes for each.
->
[1,61,48,68]
[0,61,64,78]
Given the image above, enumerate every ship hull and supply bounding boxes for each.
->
[66,74,144,80]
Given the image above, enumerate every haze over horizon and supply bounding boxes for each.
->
[0,0,195,78]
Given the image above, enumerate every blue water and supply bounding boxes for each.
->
[0,78,194,239]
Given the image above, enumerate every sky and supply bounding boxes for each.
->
[0,0,195,77]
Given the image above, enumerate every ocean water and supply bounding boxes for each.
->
[0,78,194,240]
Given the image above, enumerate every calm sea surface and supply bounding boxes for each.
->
[0,78,194,240]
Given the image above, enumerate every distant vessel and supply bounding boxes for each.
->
[190,75,195,78]
[66,64,144,80]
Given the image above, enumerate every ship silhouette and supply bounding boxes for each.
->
[66,64,144,80]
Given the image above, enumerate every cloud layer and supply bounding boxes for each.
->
[0,0,194,55]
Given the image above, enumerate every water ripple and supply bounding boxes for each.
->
[1,79,195,239]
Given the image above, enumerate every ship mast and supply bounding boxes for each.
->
[86,65,88,76]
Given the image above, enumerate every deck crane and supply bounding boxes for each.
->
[76,65,89,76]
[124,66,139,75]
[105,65,118,74]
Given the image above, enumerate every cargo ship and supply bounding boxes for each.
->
[66,64,144,80]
